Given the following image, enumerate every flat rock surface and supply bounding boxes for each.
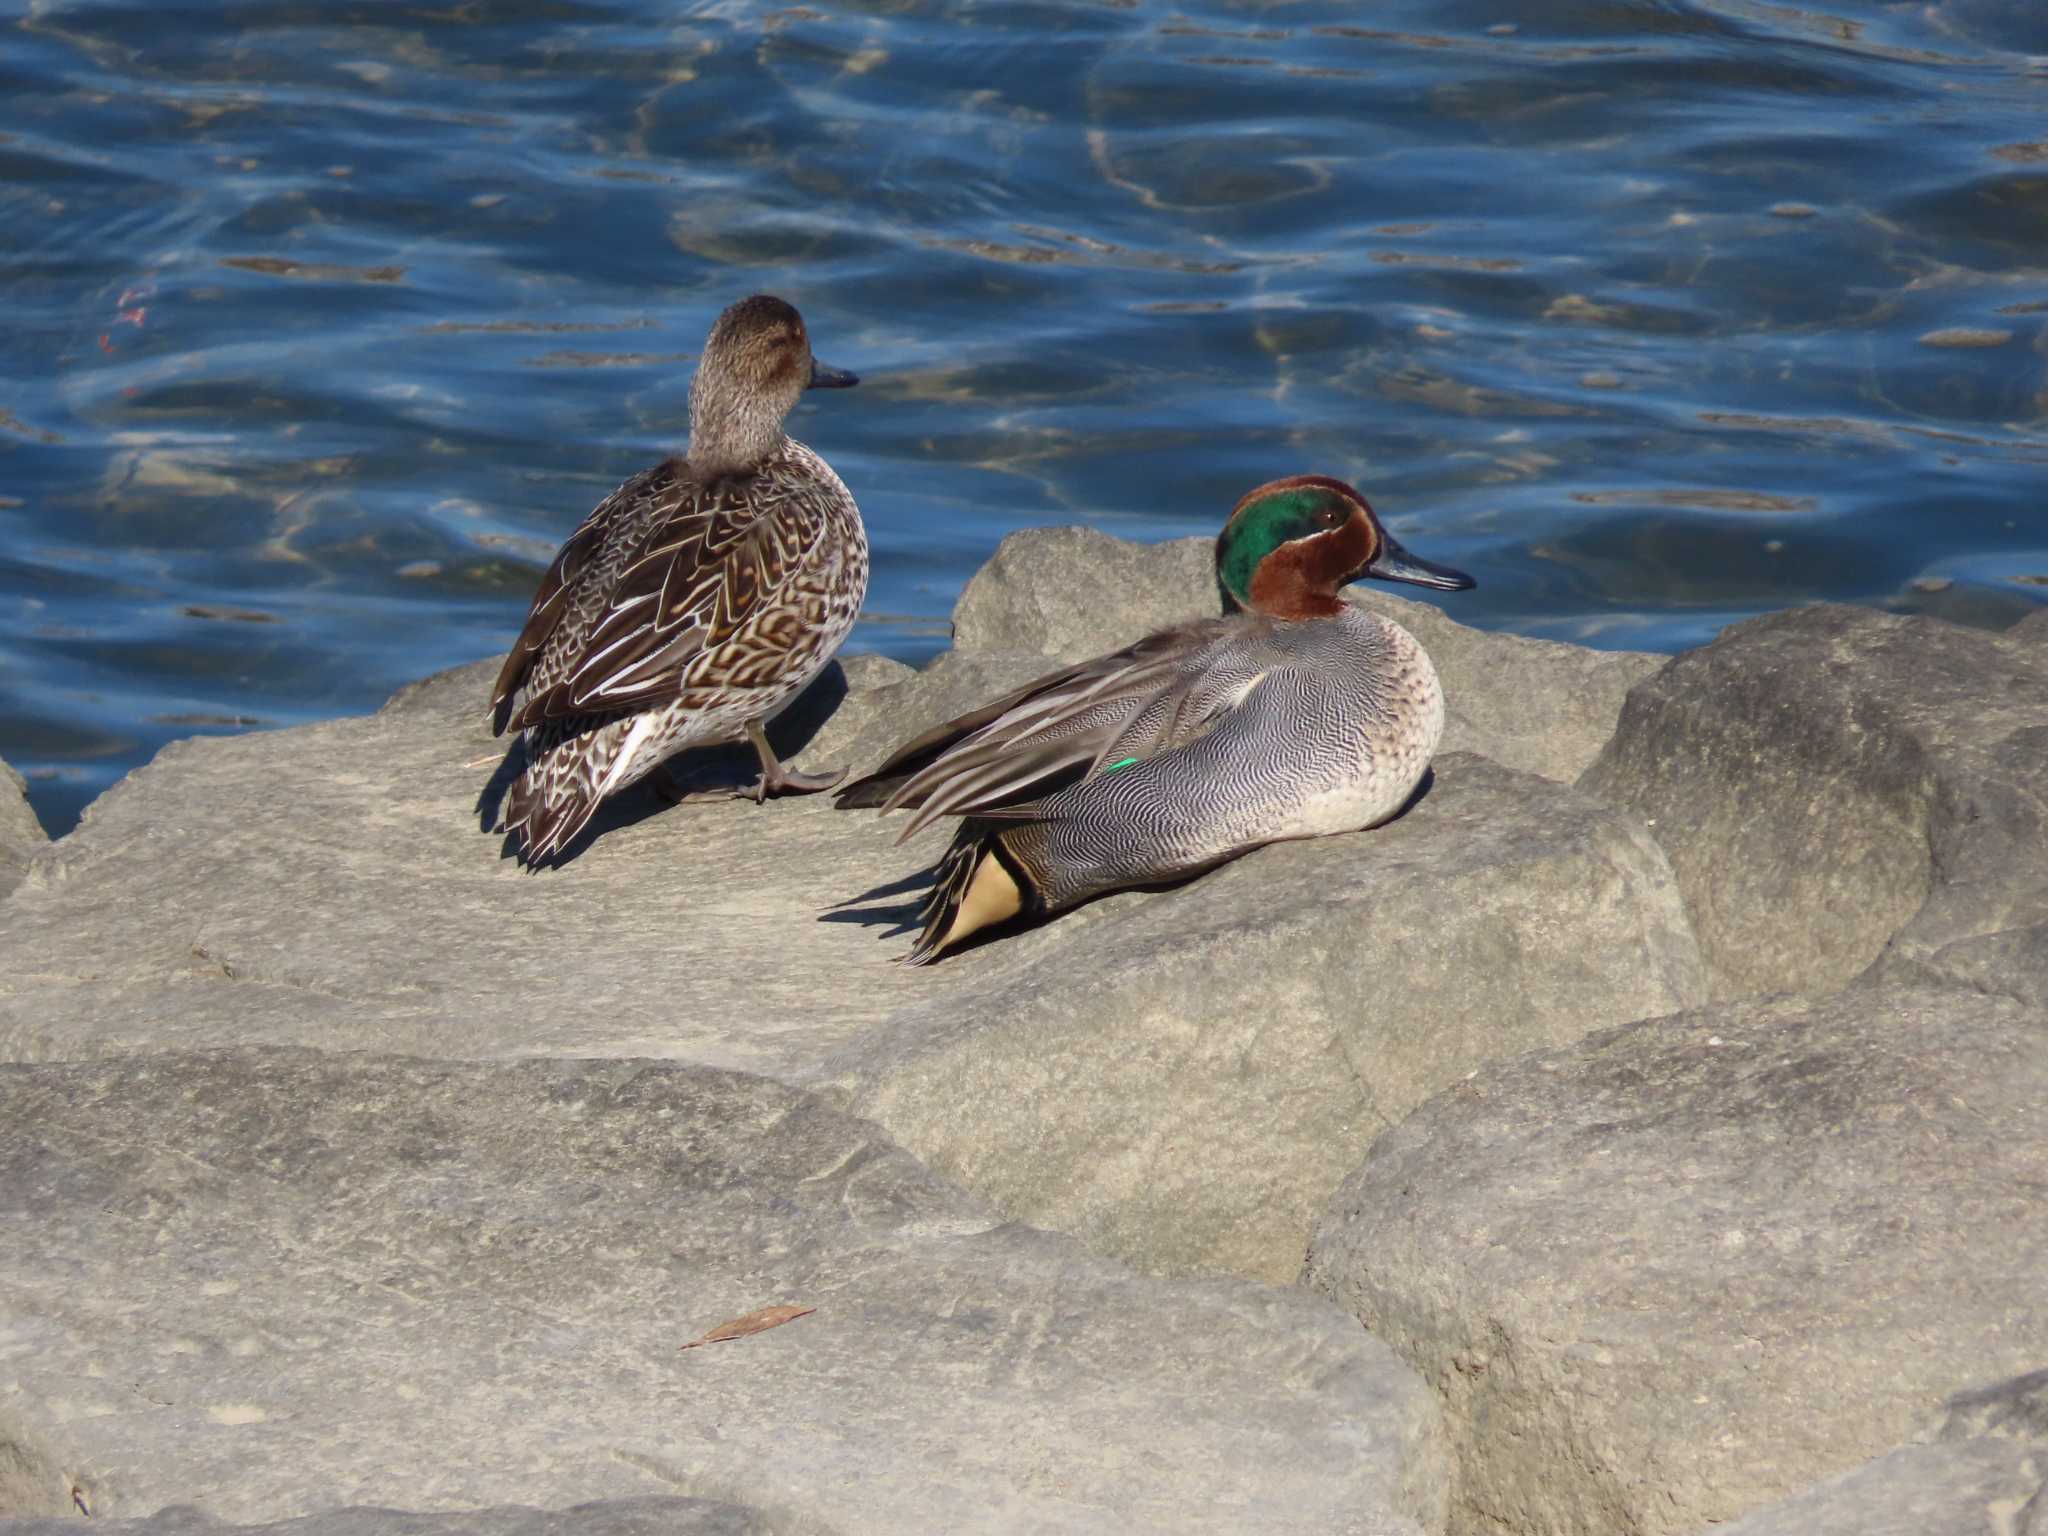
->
[0,1048,1439,1535]
[1581,603,2048,999]
[954,526,1660,784]
[0,655,950,1075]
[0,756,45,901]
[0,544,1701,1285]
[1877,920,2048,1011]
[1303,985,2048,1536]
[0,1499,769,1536]
[1710,1438,2047,1536]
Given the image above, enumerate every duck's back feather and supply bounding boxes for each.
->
[490,447,848,736]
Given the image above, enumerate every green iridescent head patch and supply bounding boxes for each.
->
[1215,486,1345,611]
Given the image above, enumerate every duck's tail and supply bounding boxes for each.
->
[496,716,623,865]
[908,821,1045,965]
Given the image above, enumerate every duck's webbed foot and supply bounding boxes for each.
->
[739,718,846,804]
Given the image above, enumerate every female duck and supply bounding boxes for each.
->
[489,294,863,862]
[837,475,1474,962]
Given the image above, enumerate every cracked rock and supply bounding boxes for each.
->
[1304,985,2048,1535]
[0,1048,1439,1534]
[1581,604,2048,1000]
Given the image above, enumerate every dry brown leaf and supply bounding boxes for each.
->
[678,1304,816,1351]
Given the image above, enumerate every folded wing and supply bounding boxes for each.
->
[838,616,1261,841]
[491,463,822,735]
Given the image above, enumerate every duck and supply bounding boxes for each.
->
[835,474,1475,962]
[488,294,864,862]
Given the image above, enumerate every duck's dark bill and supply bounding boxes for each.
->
[1362,534,1476,592]
[808,359,859,389]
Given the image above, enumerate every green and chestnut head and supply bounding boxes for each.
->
[1214,475,1474,619]
[688,294,858,476]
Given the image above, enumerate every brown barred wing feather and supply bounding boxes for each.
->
[489,464,675,735]
[500,467,830,732]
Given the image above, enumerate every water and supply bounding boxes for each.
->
[4,0,2046,836]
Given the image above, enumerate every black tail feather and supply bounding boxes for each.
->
[906,830,982,964]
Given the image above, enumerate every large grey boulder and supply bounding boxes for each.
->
[823,751,1705,1281]
[0,547,1702,1284]
[0,656,943,1075]
[954,527,1661,784]
[0,756,46,900]
[0,1048,1441,1534]
[1302,986,2048,1536]
[950,524,1220,659]
[1580,604,2048,1000]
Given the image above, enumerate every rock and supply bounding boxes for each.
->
[951,527,1661,783]
[951,526,1218,660]
[1883,922,2048,1011]
[0,1499,769,1536]
[1712,1366,2048,1536]
[824,752,1705,1281]
[0,659,942,1076]
[1941,1367,2048,1444]
[1581,604,2048,1000]
[0,756,47,900]
[1302,986,2048,1536]
[0,612,1701,1287]
[1885,573,2048,634]
[0,1048,1440,1535]
[9,521,2040,1534]
[1710,1438,2048,1536]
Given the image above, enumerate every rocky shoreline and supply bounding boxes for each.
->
[3,529,2043,1535]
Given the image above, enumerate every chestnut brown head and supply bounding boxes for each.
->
[1214,475,1474,619]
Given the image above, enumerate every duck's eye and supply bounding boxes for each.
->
[1317,504,1344,528]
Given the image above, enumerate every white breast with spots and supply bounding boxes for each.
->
[1275,609,1446,842]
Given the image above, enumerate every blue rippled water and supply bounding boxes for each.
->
[3,0,2046,834]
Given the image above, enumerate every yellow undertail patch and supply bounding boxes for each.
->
[939,848,1023,955]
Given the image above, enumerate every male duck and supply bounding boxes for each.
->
[836,475,1474,962]
[489,294,864,862]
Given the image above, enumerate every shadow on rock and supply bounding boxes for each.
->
[820,865,930,938]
